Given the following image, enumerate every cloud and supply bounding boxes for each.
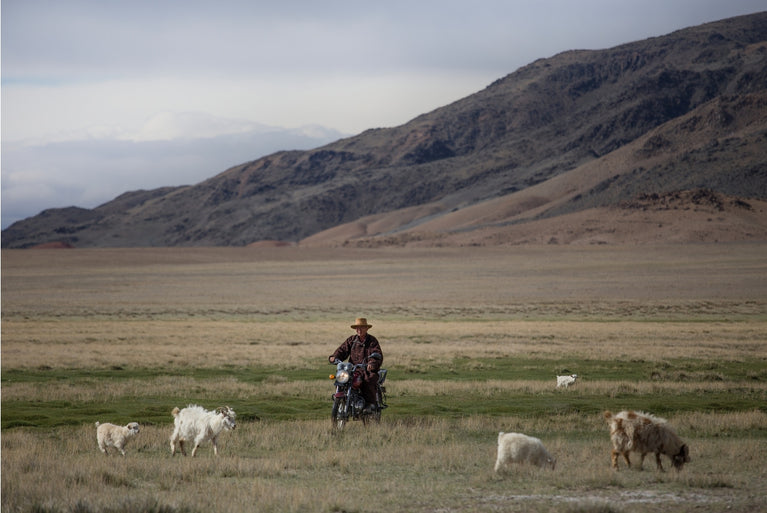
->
[1,123,344,228]
[2,72,489,144]
[131,112,271,142]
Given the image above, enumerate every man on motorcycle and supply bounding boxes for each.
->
[328,317,383,411]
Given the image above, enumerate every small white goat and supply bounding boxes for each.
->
[556,374,578,388]
[170,404,236,457]
[495,432,556,472]
[95,421,140,456]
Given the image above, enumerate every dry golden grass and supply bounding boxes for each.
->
[2,318,766,370]
[2,413,766,513]
[2,245,766,512]
[3,245,766,320]
[3,244,765,385]
[4,376,767,406]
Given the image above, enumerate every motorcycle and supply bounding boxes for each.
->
[329,356,387,429]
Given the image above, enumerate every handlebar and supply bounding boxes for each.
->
[331,360,376,376]
[331,359,375,369]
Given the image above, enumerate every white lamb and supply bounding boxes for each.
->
[556,374,578,388]
[95,421,140,456]
[494,432,556,473]
[170,404,236,457]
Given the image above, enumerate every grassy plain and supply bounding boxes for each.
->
[2,244,766,513]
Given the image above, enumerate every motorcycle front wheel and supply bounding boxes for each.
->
[331,397,347,429]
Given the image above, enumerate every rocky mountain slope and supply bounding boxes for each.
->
[303,92,767,247]
[3,11,767,248]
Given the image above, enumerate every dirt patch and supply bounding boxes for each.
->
[246,240,294,248]
[28,241,75,249]
[480,490,734,508]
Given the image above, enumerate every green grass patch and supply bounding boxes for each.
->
[3,357,766,430]
[6,356,765,384]
[0,366,324,384]
[401,356,767,382]
[7,387,766,433]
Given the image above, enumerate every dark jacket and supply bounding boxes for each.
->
[330,334,383,372]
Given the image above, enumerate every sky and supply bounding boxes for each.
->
[2,1,765,229]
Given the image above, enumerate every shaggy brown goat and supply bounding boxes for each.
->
[604,410,690,471]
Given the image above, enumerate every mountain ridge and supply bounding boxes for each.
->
[304,91,767,247]
[3,11,767,248]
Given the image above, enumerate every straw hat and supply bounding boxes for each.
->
[351,317,372,329]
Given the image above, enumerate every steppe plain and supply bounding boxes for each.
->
[2,244,766,513]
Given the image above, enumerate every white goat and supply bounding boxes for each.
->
[556,374,578,388]
[495,432,556,473]
[170,404,236,457]
[95,421,140,456]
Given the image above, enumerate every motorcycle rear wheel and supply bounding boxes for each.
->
[361,408,381,426]
[331,397,347,429]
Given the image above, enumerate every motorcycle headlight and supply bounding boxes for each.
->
[336,370,350,384]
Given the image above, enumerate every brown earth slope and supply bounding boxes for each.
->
[302,92,767,246]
